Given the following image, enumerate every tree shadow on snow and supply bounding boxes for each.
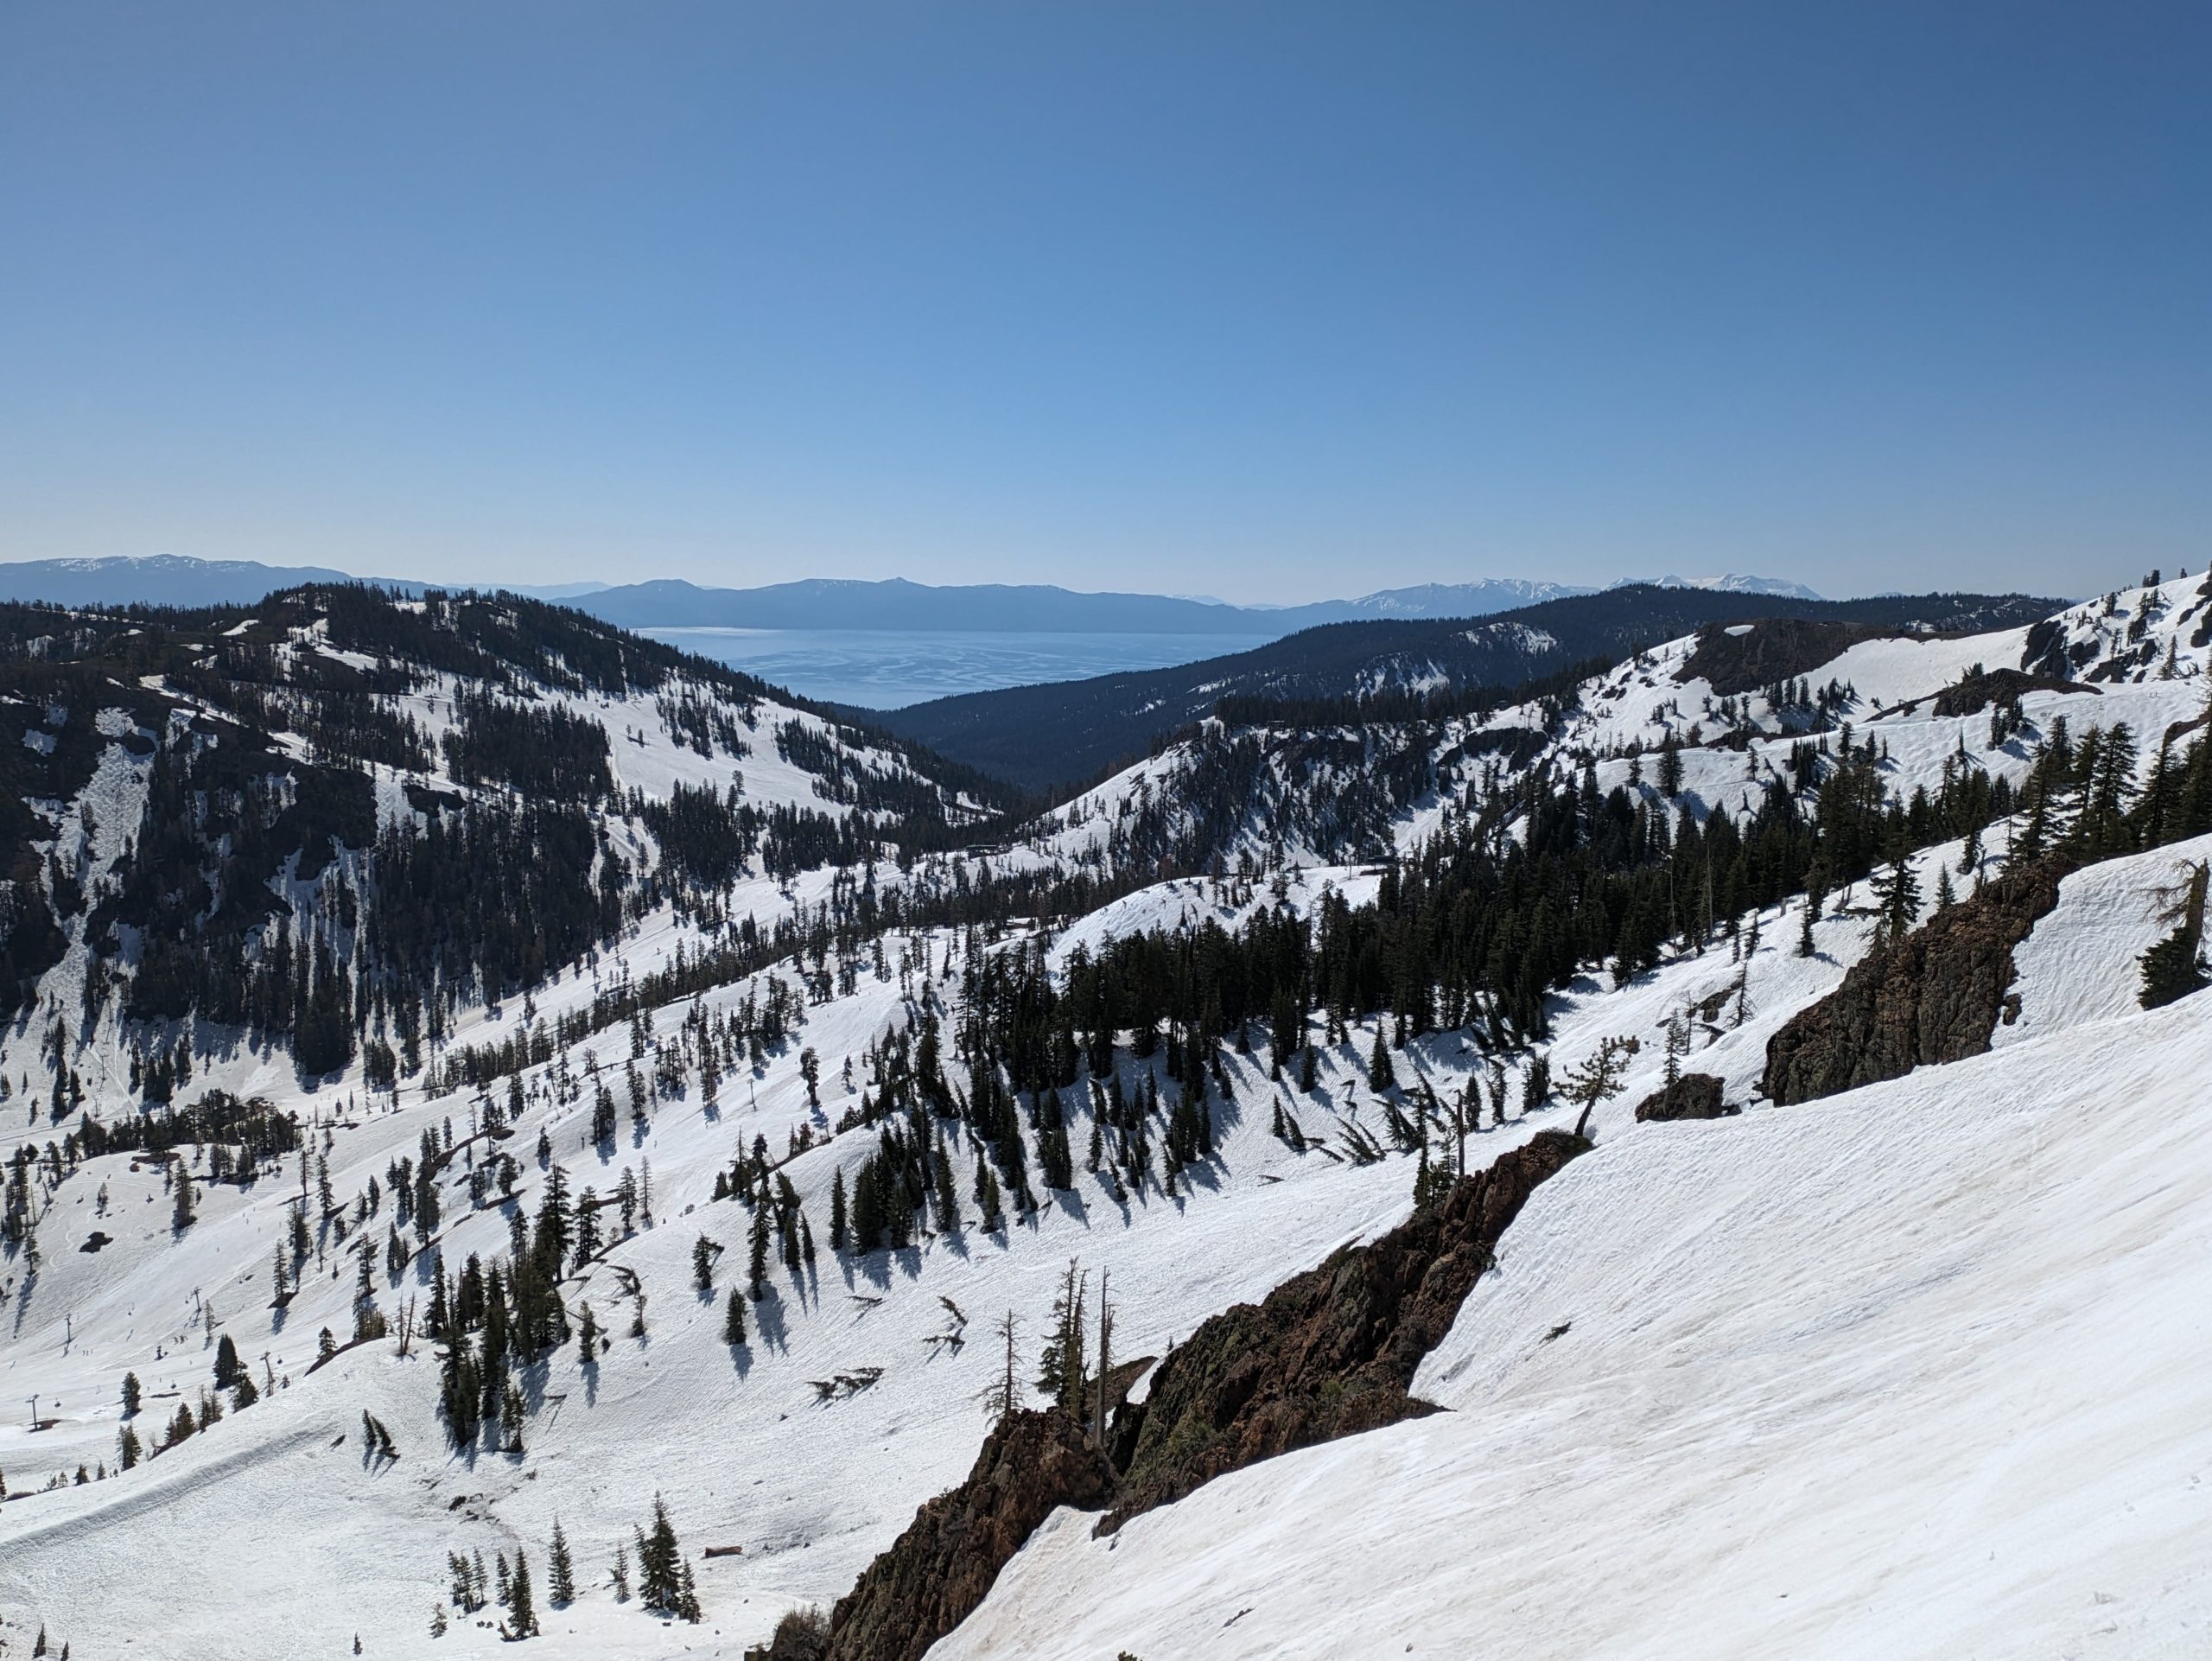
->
[1046,1187,1090,1227]
[849,1243,926,1293]
[751,1292,791,1355]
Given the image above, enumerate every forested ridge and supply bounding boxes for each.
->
[0,586,1010,1091]
[873,585,2064,791]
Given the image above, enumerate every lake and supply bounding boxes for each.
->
[640,627,1277,710]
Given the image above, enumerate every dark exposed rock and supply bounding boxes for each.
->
[1633,1072,1737,1122]
[1928,666,2093,717]
[1762,862,2068,1105]
[814,1409,1115,1661]
[795,1134,1590,1655]
[1680,620,1902,697]
[2020,616,2069,678]
[1098,1129,1590,1533]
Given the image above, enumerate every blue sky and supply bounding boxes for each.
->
[1,2,2204,602]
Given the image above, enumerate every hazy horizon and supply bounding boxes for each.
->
[4,4,2204,603]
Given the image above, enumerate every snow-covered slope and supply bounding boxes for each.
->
[1024,573,2203,886]
[3,572,2207,1660]
[938,939,2212,1659]
[0,884,1599,1658]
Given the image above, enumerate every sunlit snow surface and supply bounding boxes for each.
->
[945,983,2212,1658]
[3,577,2209,1657]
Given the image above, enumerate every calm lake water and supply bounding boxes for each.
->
[641,627,1275,710]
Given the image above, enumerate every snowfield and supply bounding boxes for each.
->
[938,980,2212,1661]
[0,904,1557,1659]
[1,576,2209,1658]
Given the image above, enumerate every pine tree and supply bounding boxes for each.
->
[676,1559,702,1623]
[931,1135,960,1233]
[723,1286,748,1346]
[639,1495,683,1612]
[548,1518,576,1605]
[576,1301,599,1365]
[172,1161,196,1231]
[691,1234,715,1294]
[1870,831,1922,946]
[2139,862,2210,1009]
[981,1310,1020,1421]
[1034,1260,1088,1422]
[976,1160,1004,1233]
[1367,1026,1395,1091]
[829,1167,848,1250]
[505,1547,538,1639]
[1411,1138,1453,1213]
[121,1371,141,1416]
[747,1201,770,1300]
[213,1333,243,1390]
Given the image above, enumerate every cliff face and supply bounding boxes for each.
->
[1762,863,2067,1106]
[1099,1129,1590,1532]
[809,1409,1116,1661]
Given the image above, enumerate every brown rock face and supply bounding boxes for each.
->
[1098,1129,1590,1532]
[1761,862,2068,1106]
[787,1134,1591,1656]
[813,1409,1115,1661]
[1633,1072,1735,1122]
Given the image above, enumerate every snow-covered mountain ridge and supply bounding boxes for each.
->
[0,571,2207,1658]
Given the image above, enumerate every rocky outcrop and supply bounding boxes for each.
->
[786,1133,1591,1654]
[810,1409,1115,1661]
[1928,666,2090,718]
[1681,620,1896,697]
[1762,862,2068,1105]
[1633,1072,1736,1122]
[1098,1129,1590,1532]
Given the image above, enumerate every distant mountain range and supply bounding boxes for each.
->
[0,555,602,608]
[581,573,1821,632]
[0,556,1819,629]
[867,585,2054,793]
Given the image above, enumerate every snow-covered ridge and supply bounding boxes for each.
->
[1022,576,2202,887]
[2,572,2206,1658]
